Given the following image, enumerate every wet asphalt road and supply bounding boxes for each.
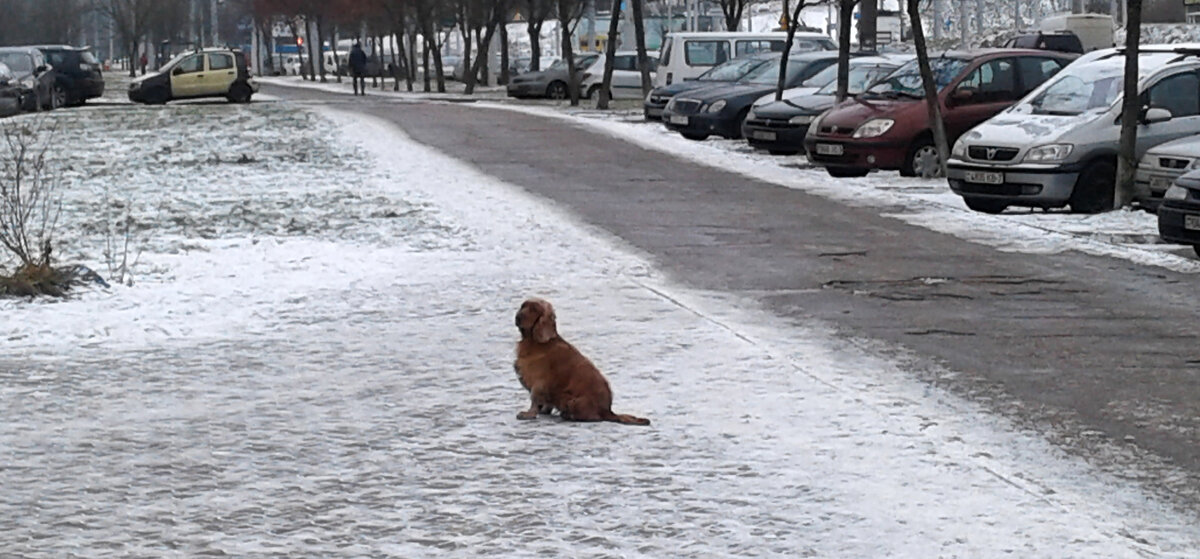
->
[265,84,1200,511]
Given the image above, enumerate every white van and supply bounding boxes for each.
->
[654,31,835,88]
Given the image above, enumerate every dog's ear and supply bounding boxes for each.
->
[532,301,557,343]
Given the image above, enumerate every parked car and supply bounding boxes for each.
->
[580,50,658,100]
[1157,168,1200,256]
[1002,31,1084,54]
[655,31,834,88]
[0,62,22,117]
[661,50,840,141]
[505,53,600,99]
[509,56,558,77]
[644,51,779,120]
[743,55,911,155]
[804,48,1076,179]
[0,46,57,111]
[948,46,1200,213]
[34,45,104,106]
[128,47,258,105]
[1135,134,1200,209]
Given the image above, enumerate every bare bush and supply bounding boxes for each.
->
[0,120,62,267]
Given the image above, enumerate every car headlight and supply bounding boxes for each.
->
[806,111,826,137]
[21,77,34,88]
[705,99,727,113]
[1189,159,1200,170]
[1164,184,1188,200]
[1023,144,1074,163]
[789,114,814,125]
[951,138,968,159]
[645,90,654,103]
[852,118,894,138]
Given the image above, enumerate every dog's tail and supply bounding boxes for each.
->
[603,411,651,426]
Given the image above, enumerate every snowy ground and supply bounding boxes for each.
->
[3,85,1200,557]
[262,74,1200,275]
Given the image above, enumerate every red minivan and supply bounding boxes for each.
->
[803,49,1077,178]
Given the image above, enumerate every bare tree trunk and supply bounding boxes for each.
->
[316,15,327,83]
[528,20,544,71]
[559,13,579,104]
[408,27,418,91]
[835,0,856,102]
[1115,0,1143,208]
[597,0,622,109]
[434,30,447,92]
[465,11,502,94]
[631,0,651,95]
[500,2,511,85]
[907,0,949,177]
[775,0,810,101]
[422,35,432,92]
[392,32,403,91]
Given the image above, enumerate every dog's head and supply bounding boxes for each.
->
[515,298,557,343]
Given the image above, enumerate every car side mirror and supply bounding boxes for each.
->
[35,65,48,74]
[172,67,184,76]
[948,87,974,106]
[1142,107,1173,125]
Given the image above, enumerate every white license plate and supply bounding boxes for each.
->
[752,130,777,141]
[816,143,843,156]
[1185,215,1200,231]
[964,170,1004,185]
[668,115,688,125]
[1151,176,1174,191]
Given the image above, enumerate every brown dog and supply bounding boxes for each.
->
[512,298,650,426]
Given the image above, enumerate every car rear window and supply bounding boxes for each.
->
[80,50,99,64]
[685,40,731,66]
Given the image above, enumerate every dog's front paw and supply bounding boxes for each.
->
[516,410,538,420]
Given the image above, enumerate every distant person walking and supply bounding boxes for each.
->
[349,42,368,96]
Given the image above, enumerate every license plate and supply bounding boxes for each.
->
[668,115,688,125]
[752,130,777,141]
[964,170,1004,185]
[816,143,843,156]
[1151,176,1174,191]
[1186,215,1200,231]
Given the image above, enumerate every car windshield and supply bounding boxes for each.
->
[698,56,771,81]
[865,57,969,98]
[1024,64,1121,115]
[800,63,840,88]
[0,52,32,73]
[816,64,898,95]
[740,57,827,86]
[548,55,597,72]
[161,51,191,71]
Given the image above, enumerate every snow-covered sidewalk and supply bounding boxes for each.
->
[262,73,1200,275]
[2,95,1198,557]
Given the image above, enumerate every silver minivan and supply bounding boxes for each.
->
[948,45,1200,213]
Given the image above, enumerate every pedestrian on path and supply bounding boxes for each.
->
[349,42,368,96]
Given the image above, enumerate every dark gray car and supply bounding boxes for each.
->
[506,54,600,100]
[0,46,58,112]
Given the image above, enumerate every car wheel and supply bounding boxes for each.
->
[827,167,869,178]
[144,87,170,105]
[903,138,943,178]
[964,198,1008,214]
[768,149,800,156]
[587,84,602,100]
[50,85,66,110]
[546,81,568,100]
[227,83,253,104]
[681,132,709,141]
[1069,160,1116,213]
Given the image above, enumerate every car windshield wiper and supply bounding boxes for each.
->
[1034,108,1080,116]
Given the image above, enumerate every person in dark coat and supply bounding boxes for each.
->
[349,42,368,96]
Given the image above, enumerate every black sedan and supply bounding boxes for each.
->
[644,52,779,120]
[660,51,838,141]
[1158,169,1200,257]
[0,46,58,111]
[35,45,105,106]
[742,55,909,155]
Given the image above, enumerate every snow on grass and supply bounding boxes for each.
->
[2,89,1199,557]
